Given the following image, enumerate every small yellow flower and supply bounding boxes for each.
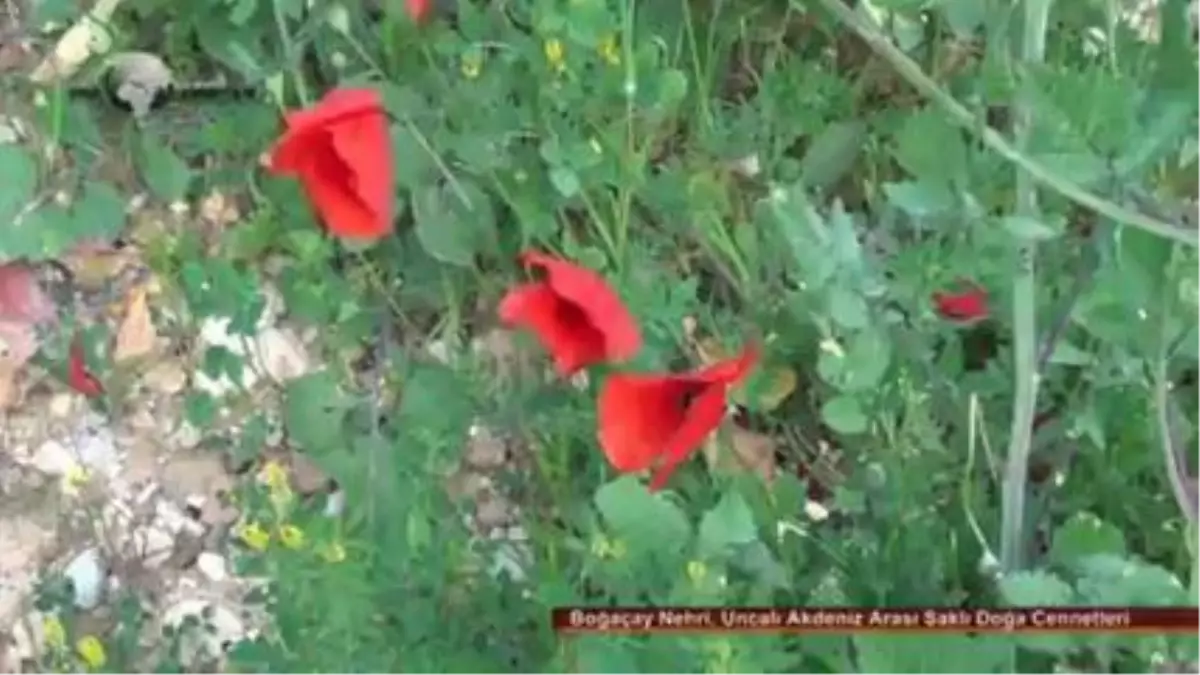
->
[278,524,306,550]
[318,541,347,563]
[260,460,289,493]
[461,50,483,79]
[598,34,620,66]
[686,560,707,584]
[237,521,271,552]
[41,615,66,649]
[76,635,106,670]
[61,462,91,497]
[544,38,566,73]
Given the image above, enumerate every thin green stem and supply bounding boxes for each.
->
[803,0,1198,248]
[998,0,1051,574]
[273,0,311,106]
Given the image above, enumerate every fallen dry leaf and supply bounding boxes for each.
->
[703,423,777,484]
[61,247,137,292]
[113,285,156,362]
[28,0,123,84]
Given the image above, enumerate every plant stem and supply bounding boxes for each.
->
[273,0,311,106]
[802,0,1198,248]
[998,0,1051,573]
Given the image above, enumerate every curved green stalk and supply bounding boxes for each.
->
[802,0,1198,248]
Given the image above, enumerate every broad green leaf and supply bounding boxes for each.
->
[892,109,966,186]
[1001,215,1061,241]
[283,371,350,452]
[697,489,758,556]
[827,287,869,329]
[1049,512,1126,568]
[397,362,474,439]
[138,134,193,202]
[854,634,1013,673]
[73,182,127,243]
[800,120,866,191]
[594,476,690,557]
[882,180,956,217]
[1073,555,1190,606]
[389,125,436,189]
[841,328,892,392]
[821,395,868,434]
[999,570,1076,655]
[575,637,639,673]
[412,179,496,267]
[999,569,1074,607]
[0,145,36,224]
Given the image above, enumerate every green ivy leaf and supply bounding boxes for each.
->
[284,371,350,452]
[138,134,193,202]
[1049,512,1127,568]
[413,179,496,267]
[697,488,758,557]
[594,476,691,558]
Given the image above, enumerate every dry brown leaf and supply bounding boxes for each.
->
[62,247,138,292]
[113,285,157,362]
[703,423,777,484]
[0,357,20,410]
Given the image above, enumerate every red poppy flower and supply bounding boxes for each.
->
[68,337,103,398]
[498,251,641,377]
[597,345,759,491]
[267,88,393,241]
[406,0,430,20]
[933,284,989,322]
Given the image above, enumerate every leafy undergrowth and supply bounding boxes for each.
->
[0,0,1198,672]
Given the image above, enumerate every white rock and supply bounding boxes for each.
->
[251,327,311,382]
[73,420,120,479]
[193,317,259,397]
[162,599,245,666]
[47,393,75,418]
[168,421,202,450]
[30,439,75,476]
[196,553,228,583]
[63,548,106,610]
[804,500,830,522]
[131,524,175,568]
[10,612,45,660]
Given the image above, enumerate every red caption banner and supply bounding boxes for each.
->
[552,607,1200,634]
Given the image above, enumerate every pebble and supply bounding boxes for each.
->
[63,548,106,610]
[196,552,228,583]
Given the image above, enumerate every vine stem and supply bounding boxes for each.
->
[998,0,1051,574]
[273,0,311,106]
[801,0,1198,248]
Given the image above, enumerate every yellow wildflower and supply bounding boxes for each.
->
[318,540,347,563]
[278,524,306,550]
[41,614,66,649]
[544,38,566,73]
[686,560,707,584]
[461,50,483,79]
[260,460,289,493]
[598,34,620,66]
[61,462,91,497]
[76,635,106,670]
[237,521,271,552]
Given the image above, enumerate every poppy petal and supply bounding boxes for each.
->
[328,106,393,229]
[68,338,103,398]
[597,373,696,472]
[692,343,760,385]
[519,251,641,363]
[296,143,388,239]
[498,283,606,376]
[933,289,989,321]
[280,88,386,139]
[648,384,729,491]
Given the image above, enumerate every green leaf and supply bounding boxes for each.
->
[827,287,869,329]
[396,362,474,439]
[821,395,868,434]
[138,134,193,202]
[999,570,1076,656]
[73,182,127,243]
[892,109,966,186]
[697,488,758,557]
[1000,215,1061,241]
[839,328,891,392]
[283,371,350,452]
[883,180,956,217]
[0,145,36,223]
[854,634,1013,673]
[1049,512,1126,568]
[594,476,691,557]
[800,120,866,191]
[412,179,496,267]
[999,569,1074,606]
[1073,555,1190,606]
